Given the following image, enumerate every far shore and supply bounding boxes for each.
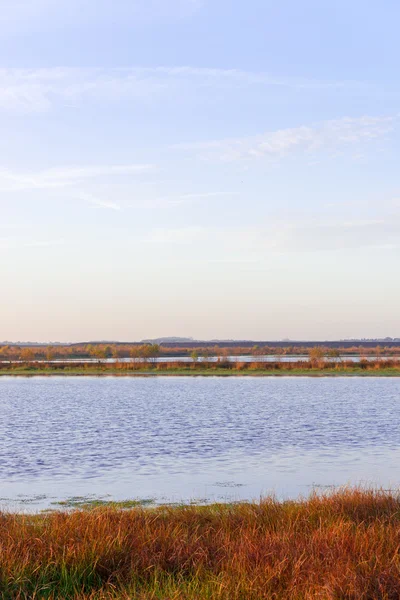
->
[1,366,400,377]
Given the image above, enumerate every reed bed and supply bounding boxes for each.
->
[3,488,400,598]
[1,358,400,376]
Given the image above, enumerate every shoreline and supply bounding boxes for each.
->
[1,367,400,377]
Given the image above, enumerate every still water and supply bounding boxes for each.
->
[0,376,399,510]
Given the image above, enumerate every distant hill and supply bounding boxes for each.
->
[140,337,194,344]
[2,338,400,349]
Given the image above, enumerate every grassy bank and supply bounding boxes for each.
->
[1,359,400,377]
[2,489,400,598]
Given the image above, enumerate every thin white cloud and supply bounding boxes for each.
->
[174,116,395,162]
[149,191,239,205]
[0,68,362,114]
[174,191,238,200]
[77,192,121,211]
[0,164,154,192]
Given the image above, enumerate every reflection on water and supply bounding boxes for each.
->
[0,376,399,510]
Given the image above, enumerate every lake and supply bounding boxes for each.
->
[0,376,399,511]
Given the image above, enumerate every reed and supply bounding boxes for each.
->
[2,488,400,598]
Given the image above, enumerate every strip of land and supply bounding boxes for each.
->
[1,360,400,376]
[2,488,400,598]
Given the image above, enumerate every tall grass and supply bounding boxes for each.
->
[3,489,400,598]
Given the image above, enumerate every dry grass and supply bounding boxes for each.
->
[2,489,400,598]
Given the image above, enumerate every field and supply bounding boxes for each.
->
[2,489,400,598]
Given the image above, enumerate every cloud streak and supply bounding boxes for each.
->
[174,116,395,162]
[0,67,363,114]
[77,192,121,211]
[0,164,154,192]
[148,191,239,206]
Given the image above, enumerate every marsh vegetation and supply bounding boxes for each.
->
[1,357,400,376]
[2,489,400,599]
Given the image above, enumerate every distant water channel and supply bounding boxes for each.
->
[2,355,397,365]
[0,376,400,511]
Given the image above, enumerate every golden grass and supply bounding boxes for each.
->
[3,489,400,598]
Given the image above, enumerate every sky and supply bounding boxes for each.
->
[1,0,400,342]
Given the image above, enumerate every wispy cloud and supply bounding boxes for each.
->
[0,68,363,114]
[173,116,395,162]
[143,217,400,253]
[148,191,239,206]
[76,192,121,211]
[0,164,154,192]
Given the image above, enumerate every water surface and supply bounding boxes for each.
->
[2,354,397,364]
[0,376,399,510]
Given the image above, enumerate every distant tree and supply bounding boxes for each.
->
[308,347,325,367]
[130,346,140,362]
[201,349,210,365]
[94,347,107,361]
[112,345,123,359]
[148,344,160,364]
[0,346,10,360]
[20,348,35,362]
[45,347,54,361]
[137,344,159,364]
[138,345,149,363]
[191,350,199,363]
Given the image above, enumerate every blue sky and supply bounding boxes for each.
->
[1,0,399,342]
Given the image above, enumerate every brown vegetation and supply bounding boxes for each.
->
[1,343,400,362]
[2,488,400,598]
[1,357,400,375]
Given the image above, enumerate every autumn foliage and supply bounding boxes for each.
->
[1,343,400,362]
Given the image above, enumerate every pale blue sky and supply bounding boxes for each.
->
[1,0,399,342]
